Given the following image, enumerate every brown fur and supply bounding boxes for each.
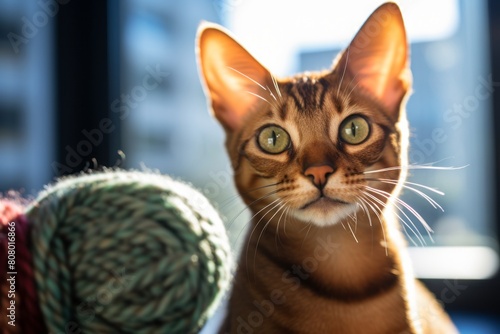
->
[197,2,458,333]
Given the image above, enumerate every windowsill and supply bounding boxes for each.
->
[409,246,499,279]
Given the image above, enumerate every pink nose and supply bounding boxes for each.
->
[304,165,335,188]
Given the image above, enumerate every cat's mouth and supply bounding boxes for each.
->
[292,194,357,226]
[300,196,350,211]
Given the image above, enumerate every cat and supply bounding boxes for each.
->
[197,2,458,333]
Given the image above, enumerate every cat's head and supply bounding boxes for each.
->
[197,2,411,227]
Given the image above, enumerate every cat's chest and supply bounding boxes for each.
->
[276,294,411,334]
[231,240,413,334]
[230,266,412,334]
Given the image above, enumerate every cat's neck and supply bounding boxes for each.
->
[241,208,407,297]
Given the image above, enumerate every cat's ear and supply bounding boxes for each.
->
[197,23,272,132]
[335,2,411,118]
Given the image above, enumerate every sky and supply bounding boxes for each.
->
[227,0,459,76]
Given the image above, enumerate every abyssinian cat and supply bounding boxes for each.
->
[197,2,458,333]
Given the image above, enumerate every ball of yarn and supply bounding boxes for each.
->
[25,171,231,334]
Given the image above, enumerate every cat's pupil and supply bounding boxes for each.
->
[351,122,356,137]
[271,130,277,146]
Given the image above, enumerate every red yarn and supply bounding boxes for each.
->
[1,200,46,334]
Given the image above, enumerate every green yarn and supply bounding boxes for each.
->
[25,170,231,334]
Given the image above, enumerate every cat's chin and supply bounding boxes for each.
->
[291,198,358,227]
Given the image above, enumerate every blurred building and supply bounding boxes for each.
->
[0,1,55,195]
[120,0,229,188]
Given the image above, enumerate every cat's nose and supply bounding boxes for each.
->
[304,165,335,189]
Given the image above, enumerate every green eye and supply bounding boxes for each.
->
[339,115,370,145]
[257,125,291,154]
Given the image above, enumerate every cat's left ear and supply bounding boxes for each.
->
[335,2,411,119]
[197,22,273,132]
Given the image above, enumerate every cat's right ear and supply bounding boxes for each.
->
[197,22,272,132]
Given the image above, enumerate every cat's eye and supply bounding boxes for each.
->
[257,125,291,154]
[339,115,370,145]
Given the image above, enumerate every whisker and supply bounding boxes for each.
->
[264,85,282,111]
[347,220,359,243]
[261,200,288,249]
[301,221,314,250]
[361,192,423,248]
[420,158,468,167]
[227,188,280,233]
[364,186,429,245]
[227,66,267,91]
[362,164,467,175]
[347,211,358,233]
[248,199,284,278]
[271,74,282,100]
[218,193,244,210]
[358,195,388,254]
[282,206,292,239]
[368,186,433,235]
[366,178,444,211]
[226,66,283,110]
[353,211,358,232]
[241,181,282,195]
[246,91,273,106]
[219,181,281,209]
[337,47,350,97]
[266,85,278,102]
[275,201,291,250]
[375,178,444,196]
[356,200,372,227]
[369,192,422,247]
[342,70,362,104]
[243,197,281,249]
